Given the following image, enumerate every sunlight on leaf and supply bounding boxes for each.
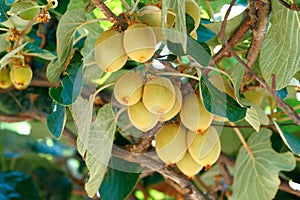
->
[46,102,66,139]
[244,107,260,132]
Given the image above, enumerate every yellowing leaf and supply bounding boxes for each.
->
[231,129,296,200]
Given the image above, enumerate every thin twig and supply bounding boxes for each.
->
[228,121,254,158]
[278,0,300,11]
[219,0,300,125]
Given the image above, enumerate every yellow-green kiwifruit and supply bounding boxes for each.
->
[155,123,187,164]
[180,93,213,134]
[10,65,32,90]
[128,101,159,132]
[187,127,220,166]
[176,151,203,177]
[185,0,201,32]
[94,29,128,72]
[123,23,156,63]
[196,138,221,167]
[137,5,162,27]
[114,72,144,106]
[159,85,182,122]
[143,76,176,115]
[0,67,12,89]
[137,6,164,43]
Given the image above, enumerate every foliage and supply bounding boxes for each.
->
[1,0,300,200]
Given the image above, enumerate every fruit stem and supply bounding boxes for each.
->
[228,121,254,159]
[156,72,199,80]
[94,81,116,96]
[129,0,140,15]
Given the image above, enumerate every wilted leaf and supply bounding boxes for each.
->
[260,1,300,89]
[231,129,296,200]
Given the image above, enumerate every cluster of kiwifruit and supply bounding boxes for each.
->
[0,64,33,90]
[155,91,221,177]
[113,71,182,132]
[94,0,200,72]
[113,70,221,177]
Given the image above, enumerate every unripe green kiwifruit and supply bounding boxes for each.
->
[185,0,201,32]
[187,127,220,166]
[0,67,12,89]
[95,29,128,72]
[114,72,144,106]
[128,101,159,132]
[180,93,213,134]
[10,65,32,90]
[155,123,187,164]
[159,85,182,122]
[176,151,203,177]
[123,23,156,63]
[143,76,176,115]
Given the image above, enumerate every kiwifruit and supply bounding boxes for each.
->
[187,127,221,166]
[155,123,187,164]
[185,0,201,32]
[0,67,12,89]
[123,23,156,63]
[180,93,212,134]
[114,72,144,106]
[196,138,221,167]
[137,6,164,43]
[94,29,128,72]
[10,65,32,90]
[159,85,182,122]
[128,101,159,132]
[137,5,162,27]
[176,151,203,177]
[143,76,175,115]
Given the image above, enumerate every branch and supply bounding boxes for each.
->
[278,0,300,11]
[92,0,128,30]
[112,146,207,200]
[219,0,300,125]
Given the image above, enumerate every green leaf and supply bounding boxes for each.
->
[74,103,116,197]
[46,9,86,83]
[274,121,300,156]
[49,51,83,105]
[231,130,296,200]
[46,102,66,139]
[0,1,10,22]
[99,158,141,200]
[203,10,246,38]
[0,42,27,70]
[162,0,187,52]
[23,43,56,60]
[244,107,260,132]
[260,1,300,89]
[200,75,247,122]
[187,36,211,67]
[0,33,9,53]
[0,171,41,200]
[8,0,40,17]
